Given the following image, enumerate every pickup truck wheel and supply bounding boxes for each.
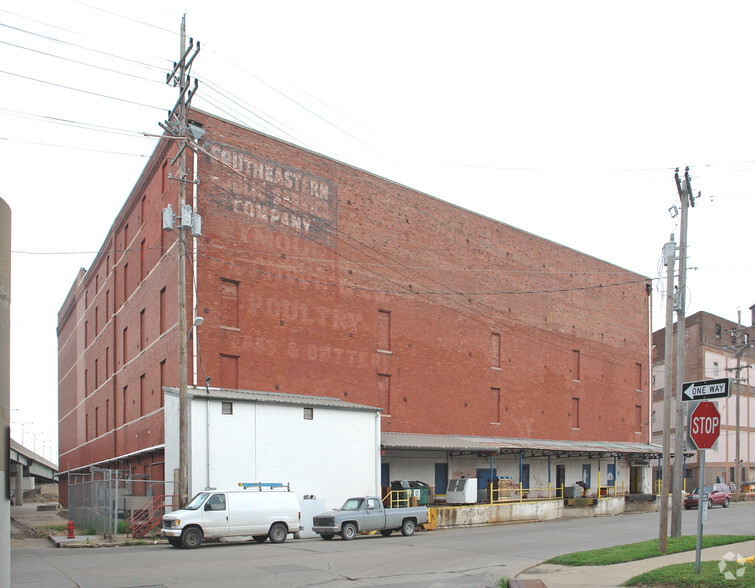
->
[252,535,267,543]
[400,519,415,536]
[181,527,203,549]
[380,530,393,537]
[268,522,288,544]
[320,534,334,540]
[341,522,357,540]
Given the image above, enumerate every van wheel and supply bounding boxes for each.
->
[252,535,267,543]
[181,527,203,549]
[268,522,288,544]
[167,537,182,547]
[341,522,357,540]
[380,530,393,537]
[401,519,415,536]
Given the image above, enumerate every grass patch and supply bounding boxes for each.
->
[625,560,755,587]
[545,535,755,566]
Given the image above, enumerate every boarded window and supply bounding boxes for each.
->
[95,407,99,437]
[571,397,580,429]
[140,309,145,351]
[491,387,501,423]
[303,407,314,420]
[491,333,501,368]
[106,399,110,432]
[105,347,110,379]
[123,263,129,301]
[573,350,581,380]
[220,355,239,389]
[636,362,642,390]
[122,327,128,364]
[85,413,89,442]
[159,287,166,334]
[84,368,89,397]
[221,401,233,415]
[220,279,239,328]
[635,405,642,432]
[122,386,128,425]
[378,373,391,414]
[140,239,146,282]
[377,310,390,351]
[95,306,99,334]
[94,358,98,390]
[140,374,146,417]
[84,320,89,348]
[159,359,166,408]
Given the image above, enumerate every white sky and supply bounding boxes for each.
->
[2,1,754,460]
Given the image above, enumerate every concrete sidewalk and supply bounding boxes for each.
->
[11,501,163,548]
[514,539,755,587]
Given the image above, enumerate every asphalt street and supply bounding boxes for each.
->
[10,501,755,587]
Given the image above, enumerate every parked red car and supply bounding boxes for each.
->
[684,483,732,510]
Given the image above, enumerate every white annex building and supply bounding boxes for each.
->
[165,387,382,510]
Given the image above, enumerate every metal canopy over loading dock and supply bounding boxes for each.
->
[381,432,663,459]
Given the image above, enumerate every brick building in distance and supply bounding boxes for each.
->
[57,109,657,506]
[652,308,755,490]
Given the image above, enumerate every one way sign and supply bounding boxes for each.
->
[681,378,730,402]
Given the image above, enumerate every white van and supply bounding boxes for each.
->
[161,484,301,548]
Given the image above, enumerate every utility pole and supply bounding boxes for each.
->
[724,310,753,502]
[671,167,695,537]
[162,15,200,509]
[658,234,676,553]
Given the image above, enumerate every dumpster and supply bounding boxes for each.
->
[408,481,430,506]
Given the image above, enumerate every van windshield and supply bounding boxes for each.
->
[185,493,210,510]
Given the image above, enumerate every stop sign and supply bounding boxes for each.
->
[689,401,720,450]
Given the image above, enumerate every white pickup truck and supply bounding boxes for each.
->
[311,496,428,540]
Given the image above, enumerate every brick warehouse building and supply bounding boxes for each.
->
[57,109,656,505]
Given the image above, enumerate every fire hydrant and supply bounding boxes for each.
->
[66,520,75,539]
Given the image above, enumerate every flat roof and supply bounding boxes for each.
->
[165,386,381,413]
[381,432,663,459]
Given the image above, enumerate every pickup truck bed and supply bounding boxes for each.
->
[312,496,428,540]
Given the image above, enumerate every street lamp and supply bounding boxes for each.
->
[13,420,33,446]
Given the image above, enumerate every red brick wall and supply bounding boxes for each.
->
[58,110,651,493]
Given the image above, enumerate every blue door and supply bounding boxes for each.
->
[606,463,616,487]
[582,464,592,489]
[521,464,530,490]
[435,463,448,494]
[381,463,390,488]
[476,467,497,491]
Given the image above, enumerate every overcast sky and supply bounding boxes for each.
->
[2,1,754,459]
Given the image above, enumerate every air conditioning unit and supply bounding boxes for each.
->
[446,478,477,504]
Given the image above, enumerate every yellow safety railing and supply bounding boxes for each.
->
[382,489,412,508]
[654,478,687,495]
[488,483,562,503]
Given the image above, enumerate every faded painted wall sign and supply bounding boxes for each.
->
[206,142,338,245]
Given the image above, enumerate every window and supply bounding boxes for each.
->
[161,161,168,195]
[715,323,722,339]
[491,387,501,423]
[106,399,110,432]
[139,309,145,351]
[106,290,110,316]
[122,386,128,424]
[84,320,89,348]
[572,350,581,381]
[303,407,314,420]
[106,254,110,276]
[207,494,226,511]
[491,333,501,368]
[220,279,239,328]
[636,362,642,390]
[95,407,99,437]
[84,368,89,397]
[220,355,239,389]
[95,306,99,334]
[85,413,89,442]
[159,287,166,334]
[571,397,580,429]
[378,373,391,414]
[122,327,128,364]
[140,196,146,226]
[377,310,390,352]
[105,347,110,379]
[221,401,233,415]
[635,405,642,432]
[94,358,98,390]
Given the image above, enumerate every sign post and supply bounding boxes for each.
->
[688,401,721,574]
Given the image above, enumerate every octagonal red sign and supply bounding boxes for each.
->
[689,401,720,450]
